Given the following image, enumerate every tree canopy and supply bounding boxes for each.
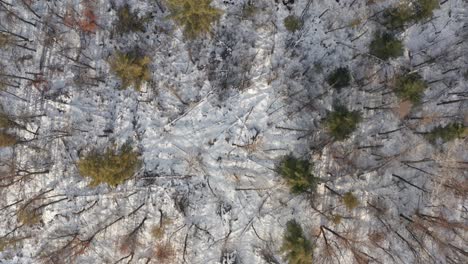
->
[278,155,319,194]
[109,51,151,91]
[166,0,222,39]
[324,105,361,140]
[77,143,141,187]
[281,220,313,264]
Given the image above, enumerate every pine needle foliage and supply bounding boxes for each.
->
[394,73,427,104]
[327,67,351,90]
[109,51,151,90]
[369,32,404,60]
[284,15,302,32]
[414,0,439,21]
[281,220,313,264]
[342,192,359,210]
[116,5,147,33]
[166,0,222,39]
[383,0,439,30]
[0,131,17,147]
[425,123,466,143]
[324,105,361,141]
[278,155,319,194]
[383,3,414,30]
[77,143,141,187]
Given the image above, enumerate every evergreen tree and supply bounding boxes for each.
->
[383,0,439,30]
[109,51,151,91]
[166,0,222,39]
[278,155,319,194]
[394,73,427,104]
[414,0,439,21]
[284,15,302,32]
[324,105,361,141]
[281,220,313,264]
[369,32,404,60]
[426,123,466,143]
[327,67,351,90]
[383,3,414,30]
[77,143,141,187]
[116,5,147,33]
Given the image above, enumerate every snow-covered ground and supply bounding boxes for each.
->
[0,0,466,263]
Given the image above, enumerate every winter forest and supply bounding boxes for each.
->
[0,0,467,263]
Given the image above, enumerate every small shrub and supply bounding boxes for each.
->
[331,214,342,225]
[0,131,17,147]
[425,123,466,143]
[369,32,404,60]
[284,15,302,32]
[154,242,175,264]
[327,67,351,90]
[324,105,361,140]
[0,33,14,49]
[349,17,362,28]
[0,237,24,252]
[394,73,427,104]
[109,51,151,90]
[0,111,13,129]
[78,5,98,33]
[281,220,313,264]
[17,206,42,226]
[278,155,319,194]
[115,5,147,33]
[167,0,222,39]
[77,143,141,187]
[342,192,359,211]
[242,3,258,19]
[151,218,172,239]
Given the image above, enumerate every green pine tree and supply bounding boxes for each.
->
[414,0,439,21]
[166,0,222,39]
[109,51,151,91]
[77,143,141,187]
[278,155,319,194]
[116,5,148,33]
[394,73,427,104]
[284,15,302,32]
[383,0,439,30]
[324,105,361,141]
[281,220,313,264]
[425,123,466,143]
[369,32,404,60]
[383,3,414,29]
[327,67,351,90]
